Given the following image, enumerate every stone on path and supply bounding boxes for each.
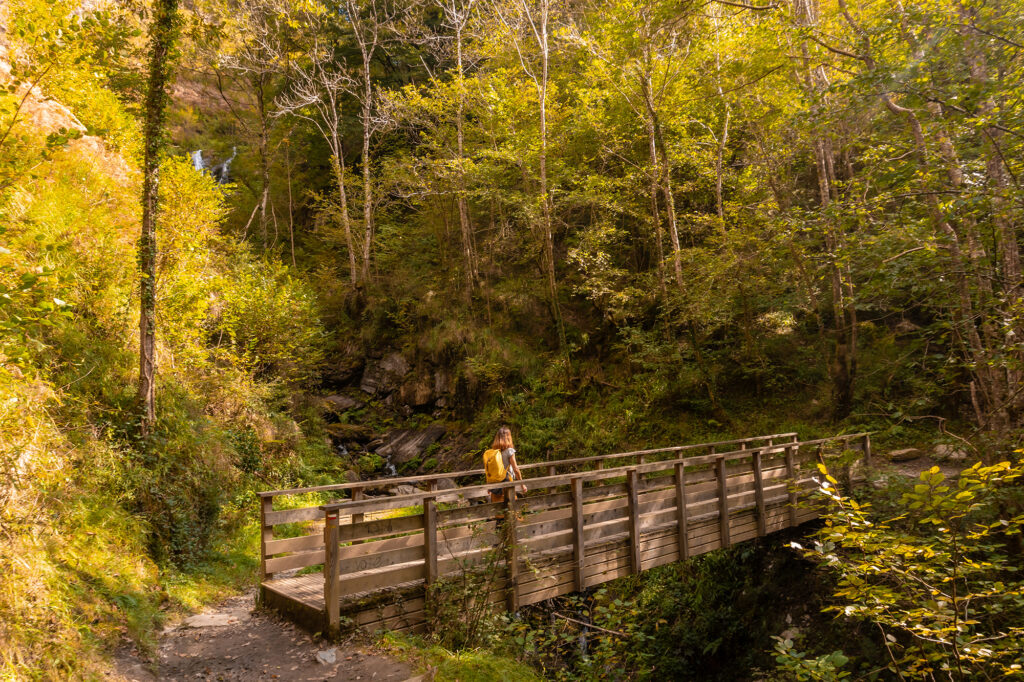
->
[315,648,337,665]
[887,448,922,462]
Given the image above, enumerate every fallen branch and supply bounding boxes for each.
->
[551,612,630,638]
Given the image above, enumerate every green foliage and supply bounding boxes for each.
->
[791,460,1024,678]
[770,637,850,681]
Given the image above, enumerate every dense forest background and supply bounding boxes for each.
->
[1,0,1023,678]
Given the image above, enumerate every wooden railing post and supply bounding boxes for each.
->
[861,433,872,465]
[571,477,585,591]
[324,511,340,636]
[715,457,731,548]
[752,450,766,537]
[423,496,437,585]
[260,496,274,581]
[427,478,438,492]
[505,490,520,612]
[674,462,690,561]
[785,445,799,527]
[351,488,365,544]
[627,468,641,574]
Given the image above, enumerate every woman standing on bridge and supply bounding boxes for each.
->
[488,426,527,503]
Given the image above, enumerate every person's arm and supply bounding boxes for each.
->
[509,452,527,492]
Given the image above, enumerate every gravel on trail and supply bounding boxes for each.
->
[111,591,417,682]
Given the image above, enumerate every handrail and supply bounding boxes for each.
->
[256,432,799,498]
[318,432,870,516]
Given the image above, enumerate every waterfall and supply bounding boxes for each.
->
[190,150,205,172]
[211,146,237,184]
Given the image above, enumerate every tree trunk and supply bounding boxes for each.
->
[455,26,477,299]
[330,135,358,284]
[536,0,565,350]
[360,75,374,284]
[641,75,683,291]
[138,0,180,436]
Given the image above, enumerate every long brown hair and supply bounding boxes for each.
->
[491,426,514,451]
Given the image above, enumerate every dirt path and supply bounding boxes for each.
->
[113,591,416,682]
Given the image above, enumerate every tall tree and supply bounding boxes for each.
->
[138,0,181,435]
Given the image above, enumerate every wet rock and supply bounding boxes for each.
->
[389,484,423,496]
[887,448,922,462]
[323,394,363,413]
[377,426,446,465]
[325,422,374,443]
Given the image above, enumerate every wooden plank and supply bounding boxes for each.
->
[627,469,641,574]
[716,457,730,548]
[571,477,584,592]
[338,530,423,561]
[260,496,275,580]
[752,450,766,537]
[337,563,424,598]
[424,497,437,585]
[265,532,323,556]
[265,506,323,526]
[339,541,426,576]
[675,462,690,560]
[338,515,424,543]
[324,512,340,634]
[264,549,326,574]
[438,501,504,527]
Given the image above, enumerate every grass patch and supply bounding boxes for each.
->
[379,632,543,682]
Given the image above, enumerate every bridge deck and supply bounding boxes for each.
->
[256,432,870,637]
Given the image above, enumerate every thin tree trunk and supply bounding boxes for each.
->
[455,25,477,299]
[330,137,358,284]
[646,119,667,299]
[138,0,180,436]
[536,0,565,350]
[641,76,683,291]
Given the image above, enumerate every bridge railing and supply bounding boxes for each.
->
[310,432,870,634]
[256,431,800,581]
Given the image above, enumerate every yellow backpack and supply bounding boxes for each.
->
[483,448,507,484]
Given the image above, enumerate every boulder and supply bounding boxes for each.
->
[400,375,434,407]
[433,477,457,491]
[887,448,923,462]
[360,353,410,395]
[380,353,410,376]
[933,444,968,462]
[323,394,363,413]
[343,469,360,483]
[376,426,446,465]
[325,422,375,443]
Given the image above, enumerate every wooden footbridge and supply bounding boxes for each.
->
[257,431,871,636]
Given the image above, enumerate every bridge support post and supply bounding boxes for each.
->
[785,445,799,527]
[674,462,690,561]
[627,468,641,574]
[423,496,437,585]
[505,491,519,612]
[352,489,365,545]
[752,450,766,537]
[324,511,340,637]
[861,433,872,465]
[715,457,731,548]
[260,496,274,582]
[571,477,585,591]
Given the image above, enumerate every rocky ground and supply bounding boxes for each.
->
[111,592,419,682]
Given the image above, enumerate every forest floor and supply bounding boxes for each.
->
[110,591,418,682]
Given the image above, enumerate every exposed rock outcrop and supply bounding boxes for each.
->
[376,426,445,464]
